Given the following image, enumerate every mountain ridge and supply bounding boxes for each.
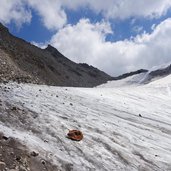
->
[0,23,112,87]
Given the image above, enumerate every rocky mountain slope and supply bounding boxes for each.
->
[0,23,112,87]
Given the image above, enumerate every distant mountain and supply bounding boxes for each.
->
[142,64,171,83]
[112,69,148,80]
[0,23,112,87]
[99,63,171,88]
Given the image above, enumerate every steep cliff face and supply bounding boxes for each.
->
[0,23,112,87]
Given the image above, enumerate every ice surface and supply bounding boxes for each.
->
[0,78,171,170]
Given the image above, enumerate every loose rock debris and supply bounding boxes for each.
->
[0,132,59,171]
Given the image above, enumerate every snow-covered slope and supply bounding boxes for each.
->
[99,63,171,88]
[98,73,147,88]
[148,74,171,86]
[0,80,171,171]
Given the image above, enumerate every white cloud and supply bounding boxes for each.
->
[0,0,31,27]
[1,0,171,30]
[31,41,47,49]
[0,0,67,30]
[132,26,144,33]
[49,18,171,76]
[50,19,112,64]
[27,0,67,30]
[63,0,171,19]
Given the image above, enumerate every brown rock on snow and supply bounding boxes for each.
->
[67,130,83,141]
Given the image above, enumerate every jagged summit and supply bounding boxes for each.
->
[45,44,65,58]
[0,23,9,33]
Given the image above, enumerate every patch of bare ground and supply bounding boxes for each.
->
[0,132,60,171]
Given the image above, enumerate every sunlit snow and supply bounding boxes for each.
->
[0,75,171,170]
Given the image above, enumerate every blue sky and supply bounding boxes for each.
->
[8,10,55,43]
[8,7,171,43]
[1,0,171,76]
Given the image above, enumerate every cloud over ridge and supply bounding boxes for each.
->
[50,18,171,76]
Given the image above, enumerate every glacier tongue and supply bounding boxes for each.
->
[0,81,171,171]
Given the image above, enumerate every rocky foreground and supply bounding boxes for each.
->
[0,132,59,171]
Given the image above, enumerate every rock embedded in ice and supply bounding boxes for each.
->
[67,130,83,141]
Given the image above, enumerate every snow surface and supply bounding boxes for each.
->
[1,77,171,170]
[98,73,147,88]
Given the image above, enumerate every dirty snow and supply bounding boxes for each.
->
[0,76,171,171]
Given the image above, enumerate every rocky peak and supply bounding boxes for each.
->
[45,44,64,58]
[0,23,9,34]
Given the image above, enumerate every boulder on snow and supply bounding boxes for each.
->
[67,130,83,141]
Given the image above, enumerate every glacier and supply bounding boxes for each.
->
[0,75,171,170]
